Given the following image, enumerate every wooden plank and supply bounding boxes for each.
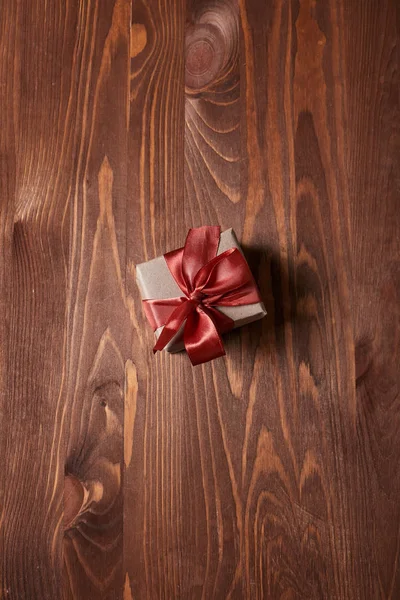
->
[180,1,256,597]
[61,1,131,598]
[125,0,186,598]
[0,0,76,597]
[238,0,399,597]
[0,0,131,598]
[0,0,19,595]
[344,1,400,596]
[179,1,249,597]
[239,0,358,596]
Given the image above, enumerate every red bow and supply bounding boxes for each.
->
[142,226,261,365]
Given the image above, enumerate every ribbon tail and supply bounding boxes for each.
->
[184,308,226,366]
[153,300,196,353]
[143,297,185,330]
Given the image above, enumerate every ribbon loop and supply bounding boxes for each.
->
[142,227,261,365]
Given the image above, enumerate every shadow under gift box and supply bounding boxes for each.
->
[136,228,267,353]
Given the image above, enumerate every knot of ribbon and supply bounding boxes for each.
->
[142,226,261,366]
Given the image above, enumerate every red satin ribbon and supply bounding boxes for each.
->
[142,226,261,366]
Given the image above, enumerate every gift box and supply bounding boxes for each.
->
[136,226,266,365]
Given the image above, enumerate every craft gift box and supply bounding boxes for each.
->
[136,228,266,360]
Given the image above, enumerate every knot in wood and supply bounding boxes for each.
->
[185,3,238,92]
[185,25,224,90]
[64,474,85,530]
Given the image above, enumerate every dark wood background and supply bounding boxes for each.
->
[1,0,399,598]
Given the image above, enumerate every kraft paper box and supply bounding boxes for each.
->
[136,228,267,353]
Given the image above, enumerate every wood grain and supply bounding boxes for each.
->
[1,0,399,598]
[1,0,75,597]
[0,0,131,598]
[346,2,400,596]
[125,1,186,598]
[59,1,131,597]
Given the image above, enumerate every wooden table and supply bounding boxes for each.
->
[1,0,399,598]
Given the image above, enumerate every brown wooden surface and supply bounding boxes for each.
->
[0,0,399,598]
